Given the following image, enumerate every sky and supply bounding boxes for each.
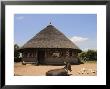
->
[14,14,97,50]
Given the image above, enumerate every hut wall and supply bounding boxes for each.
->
[69,57,79,64]
[22,58,37,62]
[44,57,79,65]
[44,57,65,65]
[44,49,65,65]
[70,51,79,64]
[21,49,79,64]
[44,49,79,65]
[22,49,38,63]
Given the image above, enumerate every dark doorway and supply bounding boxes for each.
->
[38,50,45,64]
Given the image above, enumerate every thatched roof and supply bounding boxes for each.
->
[21,24,81,51]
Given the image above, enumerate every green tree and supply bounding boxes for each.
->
[14,44,21,62]
[86,50,97,61]
[78,51,87,61]
[78,49,97,62]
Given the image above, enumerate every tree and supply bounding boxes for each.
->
[78,52,86,61]
[14,44,19,58]
[14,44,19,50]
[78,49,97,62]
[86,50,97,61]
[14,44,21,62]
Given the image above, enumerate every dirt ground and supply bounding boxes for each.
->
[14,62,97,76]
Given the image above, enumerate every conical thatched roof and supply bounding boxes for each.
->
[21,24,80,50]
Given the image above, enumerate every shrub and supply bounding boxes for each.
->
[78,49,97,62]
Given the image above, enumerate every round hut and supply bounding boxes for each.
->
[19,23,81,65]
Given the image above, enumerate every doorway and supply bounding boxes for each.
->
[37,50,45,64]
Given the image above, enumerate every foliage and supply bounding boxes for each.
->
[78,49,97,62]
[14,44,21,62]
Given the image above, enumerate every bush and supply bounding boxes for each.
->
[78,49,97,62]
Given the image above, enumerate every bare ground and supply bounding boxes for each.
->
[14,62,97,76]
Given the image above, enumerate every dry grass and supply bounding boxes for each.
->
[14,62,97,76]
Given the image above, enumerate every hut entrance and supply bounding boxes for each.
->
[37,50,45,64]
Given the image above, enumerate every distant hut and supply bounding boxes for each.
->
[19,23,81,65]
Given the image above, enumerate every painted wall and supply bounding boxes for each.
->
[21,49,80,65]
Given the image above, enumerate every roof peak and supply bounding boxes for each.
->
[49,22,51,25]
[47,22,54,27]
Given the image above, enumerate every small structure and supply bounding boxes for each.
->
[19,23,81,65]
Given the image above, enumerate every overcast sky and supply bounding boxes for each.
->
[14,14,97,50]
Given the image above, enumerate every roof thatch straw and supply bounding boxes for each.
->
[20,24,81,51]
